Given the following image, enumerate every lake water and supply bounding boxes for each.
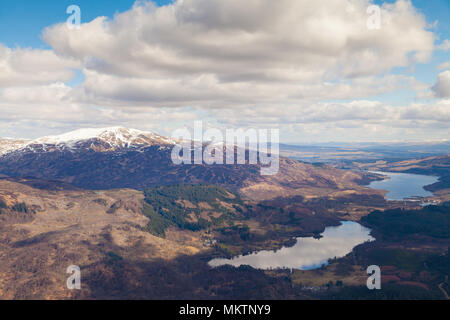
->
[368,171,438,201]
[208,221,374,271]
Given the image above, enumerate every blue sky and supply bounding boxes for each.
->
[0,0,449,142]
[0,0,173,48]
[396,0,449,83]
[345,0,450,106]
[0,1,174,98]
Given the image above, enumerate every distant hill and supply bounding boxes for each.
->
[279,141,450,163]
[361,155,450,192]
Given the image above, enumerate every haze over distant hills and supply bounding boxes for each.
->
[279,141,450,163]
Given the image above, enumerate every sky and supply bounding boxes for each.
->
[0,0,449,143]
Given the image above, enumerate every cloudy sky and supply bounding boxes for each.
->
[0,0,449,143]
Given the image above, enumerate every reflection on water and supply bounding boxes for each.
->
[368,171,438,201]
[208,221,374,270]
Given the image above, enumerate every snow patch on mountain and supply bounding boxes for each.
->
[0,127,178,155]
[0,139,30,156]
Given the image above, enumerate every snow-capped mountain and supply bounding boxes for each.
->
[0,126,370,201]
[0,125,262,191]
[32,127,177,147]
[0,127,178,155]
[0,138,30,156]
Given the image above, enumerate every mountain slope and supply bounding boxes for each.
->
[0,178,205,299]
[0,127,378,201]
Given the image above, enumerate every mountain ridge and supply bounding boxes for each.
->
[0,126,382,201]
[0,127,178,155]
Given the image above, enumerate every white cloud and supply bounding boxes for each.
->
[42,0,434,108]
[438,61,450,70]
[0,44,79,87]
[209,100,450,126]
[1,82,448,141]
[437,39,450,51]
[0,83,199,138]
[0,0,446,142]
[67,69,422,110]
[205,99,450,142]
[432,70,450,98]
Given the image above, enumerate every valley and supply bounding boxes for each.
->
[0,128,448,299]
[0,176,447,299]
